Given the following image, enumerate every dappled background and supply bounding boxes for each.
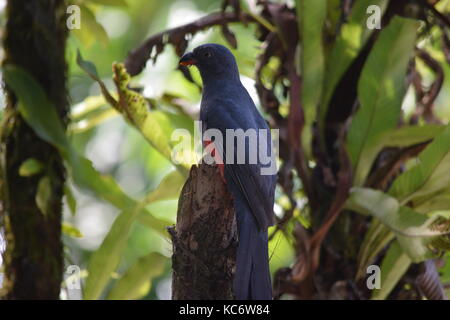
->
[64,0,293,299]
[1,0,450,300]
[0,0,294,299]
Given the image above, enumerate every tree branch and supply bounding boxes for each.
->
[125,12,255,77]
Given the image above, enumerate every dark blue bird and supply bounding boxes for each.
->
[180,43,277,300]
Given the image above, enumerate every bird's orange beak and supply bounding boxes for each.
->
[179,52,197,66]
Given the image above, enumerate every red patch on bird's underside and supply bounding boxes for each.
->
[204,139,226,184]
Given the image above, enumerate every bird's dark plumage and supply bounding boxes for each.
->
[180,43,276,300]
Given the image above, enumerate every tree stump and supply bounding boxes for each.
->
[170,163,237,299]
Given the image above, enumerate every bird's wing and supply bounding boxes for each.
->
[227,161,275,229]
[203,99,275,230]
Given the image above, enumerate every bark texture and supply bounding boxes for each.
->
[171,163,237,300]
[0,0,68,299]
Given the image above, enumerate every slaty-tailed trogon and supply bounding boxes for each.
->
[179,43,277,300]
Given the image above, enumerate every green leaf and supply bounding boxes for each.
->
[143,111,195,169]
[66,154,171,236]
[347,187,398,218]
[356,220,394,280]
[35,176,52,216]
[143,170,185,204]
[439,252,450,283]
[138,209,169,230]
[76,49,100,80]
[70,108,118,134]
[371,241,411,300]
[347,188,443,238]
[71,95,107,121]
[86,0,128,6]
[85,171,185,300]
[84,209,136,300]
[64,184,77,216]
[413,187,450,214]
[389,125,450,204]
[72,5,109,47]
[112,63,193,170]
[3,63,179,300]
[19,158,44,177]
[3,65,170,235]
[380,125,445,148]
[319,0,388,133]
[347,17,419,186]
[76,50,119,108]
[351,125,444,188]
[3,65,69,151]
[137,170,185,230]
[297,0,327,158]
[77,54,192,173]
[347,188,447,262]
[62,222,84,238]
[106,253,166,300]
[396,233,433,262]
[355,124,445,185]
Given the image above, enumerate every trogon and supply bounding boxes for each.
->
[180,43,277,300]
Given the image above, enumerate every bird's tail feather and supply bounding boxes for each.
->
[234,208,272,300]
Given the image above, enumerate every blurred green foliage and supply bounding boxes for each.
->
[26,0,292,300]
[1,0,450,300]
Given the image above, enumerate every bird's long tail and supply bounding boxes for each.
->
[233,204,272,300]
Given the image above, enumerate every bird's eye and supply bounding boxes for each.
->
[204,52,212,58]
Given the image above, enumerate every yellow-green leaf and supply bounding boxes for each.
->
[85,170,185,300]
[319,0,388,135]
[371,241,411,300]
[389,125,450,204]
[62,222,84,238]
[72,5,109,47]
[77,54,192,173]
[296,0,327,158]
[347,17,419,186]
[19,158,44,177]
[84,209,136,300]
[3,65,170,235]
[106,253,166,300]
[143,170,185,204]
[64,184,77,216]
[86,0,127,6]
[36,176,52,216]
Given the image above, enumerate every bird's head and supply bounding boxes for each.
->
[179,43,240,82]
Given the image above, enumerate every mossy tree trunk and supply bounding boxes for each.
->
[0,0,68,299]
[171,164,237,300]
